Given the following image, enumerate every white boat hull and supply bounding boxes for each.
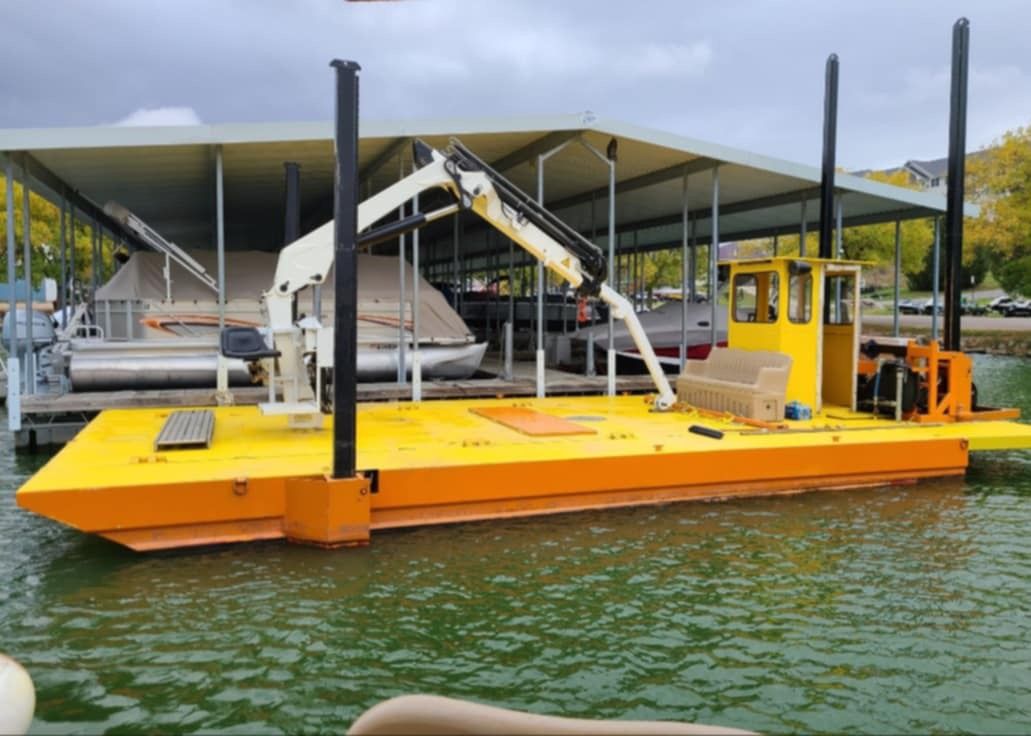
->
[572,300,728,356]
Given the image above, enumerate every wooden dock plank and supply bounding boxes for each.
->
[19,366,655,416]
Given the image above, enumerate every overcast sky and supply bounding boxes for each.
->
[4,0,1030,170]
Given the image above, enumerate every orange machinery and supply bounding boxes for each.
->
[858,337,1020,423]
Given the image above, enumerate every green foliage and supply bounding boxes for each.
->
[907,242,990,291]
[995,254,1031,298]
[967,124,1031,297]
[0,175,116,289]
[842,170,934,283]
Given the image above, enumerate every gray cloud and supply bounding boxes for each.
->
[2,0,1029,169]
[114,107,202,126]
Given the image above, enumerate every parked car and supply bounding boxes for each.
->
[1002,299,1031,317]
[897,299,921,315]
[988,295,1014,313]
[915,298,985,315]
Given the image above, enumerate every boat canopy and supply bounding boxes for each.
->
[96,250,473,342]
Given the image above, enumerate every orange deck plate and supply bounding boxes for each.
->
[469,406,597,436]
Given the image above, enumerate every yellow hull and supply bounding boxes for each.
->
[17,396,1031,551]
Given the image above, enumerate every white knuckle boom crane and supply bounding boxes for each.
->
[221,139,676,427]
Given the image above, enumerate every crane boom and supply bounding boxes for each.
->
[235,139,675,426]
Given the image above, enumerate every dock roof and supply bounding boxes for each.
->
[0,113,972,258]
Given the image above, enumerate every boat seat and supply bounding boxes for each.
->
[676,346,792,421]
[220,327,280,360]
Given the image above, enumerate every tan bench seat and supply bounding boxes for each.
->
[676,347,792,421]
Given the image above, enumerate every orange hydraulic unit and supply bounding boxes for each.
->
[856,337,1020,423]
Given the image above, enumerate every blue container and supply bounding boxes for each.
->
[785,401,812,420]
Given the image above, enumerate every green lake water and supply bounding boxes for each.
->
[2,354,1031,734]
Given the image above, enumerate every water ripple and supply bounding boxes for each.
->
[1,355,1030,733]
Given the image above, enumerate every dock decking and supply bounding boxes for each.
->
[15,359,655,448]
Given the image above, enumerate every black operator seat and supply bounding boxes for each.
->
[220,327,280,360]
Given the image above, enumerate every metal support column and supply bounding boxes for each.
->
[931,217,941,341]
[626,228,635,309]
[585,192,597,378]
[69,206,76,317]
[892,219,902,337]
[507,236,514,342]
[21,161,33,394]
[680,170,689,370]
[606,156,617,397]
[535,154,546,397]
[283,162,301,245]
[507,233,515,379]
[503,320,513,381]
[531,137,579,398]
[688,215,697,303]
[411,191,422,401]
[59,193,66,319]
[215,145,226,331]
[799,197,808,257]
[283,161,311,317]
[397,159,407,385]
[91,219,98,305]
[452,213,460,311]
[4,154,19,413]
[710,166,720,347]
[330,58,361,480]
[575,136,619,393]
[773,233,779,257]
[835,195,843,257]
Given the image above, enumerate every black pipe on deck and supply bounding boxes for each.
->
[944,19,969,352]
[284,162,302,323]
[818,54,839,260]
[330,59,361,480]
[283,162,301,245]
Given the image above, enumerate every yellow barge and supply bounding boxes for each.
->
[15,393,1031,552]
[14,75,1031,552]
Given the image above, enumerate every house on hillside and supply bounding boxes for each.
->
[901,157,948,193]
[855,151,988,193]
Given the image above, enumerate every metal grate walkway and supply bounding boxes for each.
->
[154,409,215,451]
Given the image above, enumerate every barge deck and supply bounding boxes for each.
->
[14,360,654,448]
[17,395,1031,551]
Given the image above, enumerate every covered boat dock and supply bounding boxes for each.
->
[0,113,966,446]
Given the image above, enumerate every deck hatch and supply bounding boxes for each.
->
[470,406,597,436]
[154,410,215,450]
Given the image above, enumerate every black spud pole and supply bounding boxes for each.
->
[944,19,969,352]
[818,53,839,260]
[331,59,360,479]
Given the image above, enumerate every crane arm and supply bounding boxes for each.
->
[436,140,675,409]
[254,139,675,422]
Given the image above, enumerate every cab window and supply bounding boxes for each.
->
[733,271,779,323]
[825,274,855,325]
[788,272,812,323]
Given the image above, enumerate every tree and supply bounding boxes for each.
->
[907,240,990,292]
[838,170,934,287]
[967,124,1031,296]
[0,176,112,290]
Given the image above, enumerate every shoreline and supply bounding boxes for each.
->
[862,323,1031,357]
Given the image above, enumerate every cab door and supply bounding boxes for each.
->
[821,266,861,410]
